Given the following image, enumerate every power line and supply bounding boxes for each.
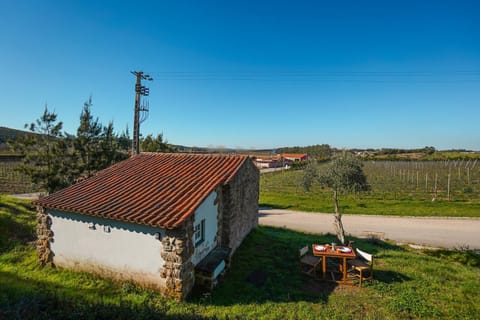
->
[151,70,480,74]
[144,70,480,83]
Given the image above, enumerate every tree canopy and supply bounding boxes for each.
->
[12,98,181,194]
[141,133,176,153]
[318,156,369,195]
[13,99,131,193]
[277,144,332,160]
[12,106,75,193]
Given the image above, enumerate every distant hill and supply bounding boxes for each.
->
[0,126,38,152]
[0,126,35,143]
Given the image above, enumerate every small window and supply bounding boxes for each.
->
[194,219,205,247]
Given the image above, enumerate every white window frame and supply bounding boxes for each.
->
[194,219,205,247]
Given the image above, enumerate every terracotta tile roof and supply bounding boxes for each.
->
[252,155,281,161]
[34,153,250,229]
[281,153,308,159]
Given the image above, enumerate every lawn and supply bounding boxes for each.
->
[260,164,480,217]
[1,195,480,319]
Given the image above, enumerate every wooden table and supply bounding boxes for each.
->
[312,244,356,284]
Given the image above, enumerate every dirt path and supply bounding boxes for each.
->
[259,208,480,249]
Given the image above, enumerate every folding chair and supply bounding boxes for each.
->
[347,248,373,286]
[299,245,322,278]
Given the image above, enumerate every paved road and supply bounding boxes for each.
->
[9,193,44,200]
[259,208,480,249]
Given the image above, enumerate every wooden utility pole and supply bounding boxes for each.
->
[131,71,153,156]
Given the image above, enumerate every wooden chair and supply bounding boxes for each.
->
[299,245,322,278]
[347,248,373,286]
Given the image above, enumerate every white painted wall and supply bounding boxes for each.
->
[48,210,165,287]
[191,191,218,266]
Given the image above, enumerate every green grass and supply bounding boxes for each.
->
[260,191,480,217]
[0,195,36,251]
[1,196,480,319]
[260,166,480,217]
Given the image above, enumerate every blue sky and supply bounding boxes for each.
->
[1,0,479,150]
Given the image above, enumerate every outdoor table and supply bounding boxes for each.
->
[312,244,356,285]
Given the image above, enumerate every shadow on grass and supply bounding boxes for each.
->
[0,270,208,320]
[0,201,36,252]
[258,203,293,210]
[373,269,412,284]
[423,248,480,269]
[193,226,409,307]
[351,236,407,255]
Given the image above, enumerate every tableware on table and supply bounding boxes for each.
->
[314,245,326,251]
[338,247,352,253]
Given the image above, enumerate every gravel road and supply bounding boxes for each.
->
[259,208,480,249]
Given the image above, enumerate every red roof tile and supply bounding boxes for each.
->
[281,153,308,159]
[34,153,250,229]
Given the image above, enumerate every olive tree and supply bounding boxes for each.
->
[301,160,318,192]
[318,155,369,244]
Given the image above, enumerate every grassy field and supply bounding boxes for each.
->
[260,161,480,217]
[1,195,480,319]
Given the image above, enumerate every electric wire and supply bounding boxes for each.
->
[144,70,480,83]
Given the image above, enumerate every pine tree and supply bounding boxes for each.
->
[13,106,75,193]
[98,121,127,168]
[117,125,131,152]
[140,133,176,153]
[75,97,103,177]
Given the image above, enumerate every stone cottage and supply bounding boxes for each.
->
[34,153,259,300]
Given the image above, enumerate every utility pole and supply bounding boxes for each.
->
[131,71,153,156]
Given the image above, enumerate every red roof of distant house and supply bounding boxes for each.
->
[252,155,281,161]
[281,153,308,160]
[34,153,249,229]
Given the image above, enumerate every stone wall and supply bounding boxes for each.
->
[219,158,259,254]
[160,216,195,301]
[36,206,53,266]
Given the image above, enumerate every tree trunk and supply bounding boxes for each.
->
[333,190,346,245]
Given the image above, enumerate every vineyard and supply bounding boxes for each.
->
[260,160,480,217]
[363,160,479,201]
[0,160,39,194]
